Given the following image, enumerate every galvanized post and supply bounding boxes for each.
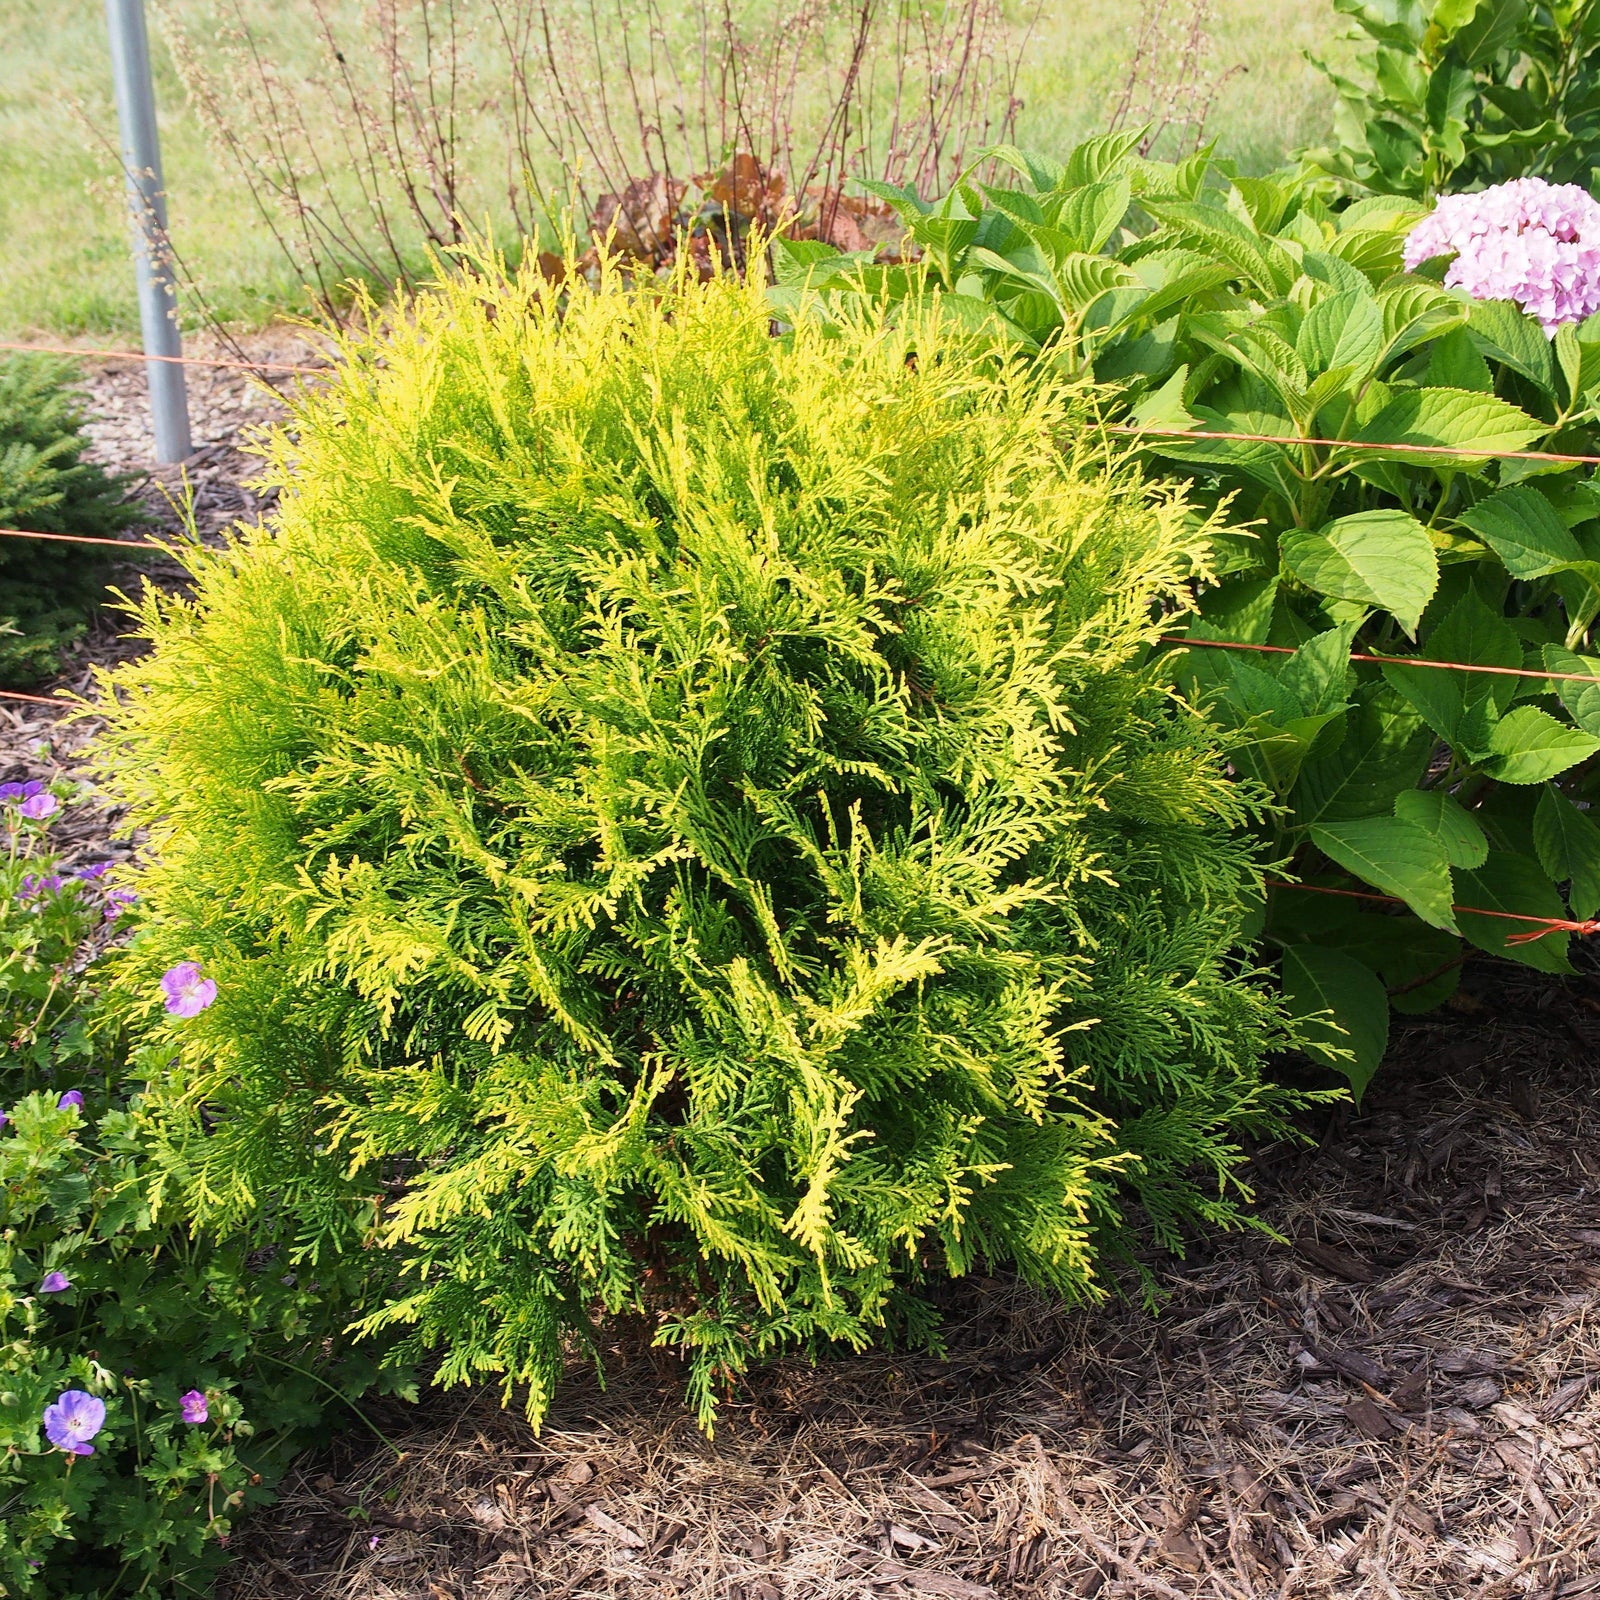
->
[105,0,191,464]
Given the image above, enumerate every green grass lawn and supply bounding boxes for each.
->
[0,0,1345,340]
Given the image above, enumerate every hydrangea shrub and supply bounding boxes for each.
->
[1404,177,1600,333]
[780,135,1600,1096]
[93,260,1299,1430]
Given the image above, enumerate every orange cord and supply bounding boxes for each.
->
[0,339,322,375]
[1267,880,1599,945]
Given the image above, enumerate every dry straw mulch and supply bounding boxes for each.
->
[220,971,1600,1600]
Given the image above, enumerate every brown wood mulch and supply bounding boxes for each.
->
[21,337,1600,1600]
[213,979,1600,1600]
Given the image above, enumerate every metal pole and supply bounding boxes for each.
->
[105,0,191,464]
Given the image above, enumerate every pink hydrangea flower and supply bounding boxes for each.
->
[1404,177,1600,335]
[161,962,217,1018]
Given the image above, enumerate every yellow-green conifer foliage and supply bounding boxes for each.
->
[95,261,1295,1429]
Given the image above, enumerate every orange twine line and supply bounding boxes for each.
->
[1105,421,1600,467]
[0,527,165,550]
[1160,634,1600,686]
[1267,881,1599,945]
[0,340,323,376]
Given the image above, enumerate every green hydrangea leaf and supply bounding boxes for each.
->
[1394,788,1489,869]
[1479,705,1600,784]
[1457,485,1582,579]
[1309,814,1458,932]
[1352,386,1545,468]
[1281,510,1439,635]
[1533,784,1600,920]
[1295,686,1432,823]
[1456,851,1575,973]
[1282,944,1390,1102]
[1543,643,1600,736]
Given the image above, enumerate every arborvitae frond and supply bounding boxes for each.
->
[93,253,1300,1434]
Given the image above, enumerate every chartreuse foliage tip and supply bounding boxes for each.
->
[93,257,1297,1431]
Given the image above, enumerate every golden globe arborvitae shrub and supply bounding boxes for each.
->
[95,259,1296,1429]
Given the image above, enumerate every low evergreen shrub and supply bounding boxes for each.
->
[0,787,401,1596]
[0,355,145,684]
[94,260,1299,1429]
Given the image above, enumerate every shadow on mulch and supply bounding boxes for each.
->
[219,965,1600,1600]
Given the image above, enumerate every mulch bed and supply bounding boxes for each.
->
[23,341,1600,1600]
[214,977,1600,1600]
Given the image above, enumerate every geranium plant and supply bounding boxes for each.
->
[0,784,401,1595]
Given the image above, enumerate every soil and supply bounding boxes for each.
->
[17,343,1600,1600]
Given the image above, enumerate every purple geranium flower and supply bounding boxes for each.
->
[104,888,137,921]
[0,780,43,804]
[19,792,58,822]
[160,962,217,1018]
[39,1271,70,1293]
[72,861,112,881]
[42,1391,105,1456]
[17,874,63,901]
[57,1090,83,1110]
[179,1389,209,1424]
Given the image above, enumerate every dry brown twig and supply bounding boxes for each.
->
[1110,0,1242,159]
[156,0,1035,322]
